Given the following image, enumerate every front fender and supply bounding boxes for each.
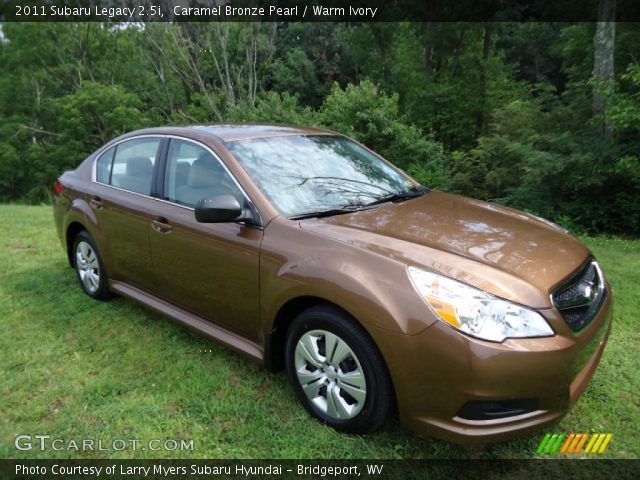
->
[260,220,437,337]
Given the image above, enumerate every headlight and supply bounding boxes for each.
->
[407,267,554,342]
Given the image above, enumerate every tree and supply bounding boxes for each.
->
[592,0,617,140]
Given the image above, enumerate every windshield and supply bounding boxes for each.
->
[226,135,422,217]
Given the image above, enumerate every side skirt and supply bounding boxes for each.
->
[109,280,264,363]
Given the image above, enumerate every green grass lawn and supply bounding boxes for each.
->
[1,204,638,459]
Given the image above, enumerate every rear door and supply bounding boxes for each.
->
[90,136,164,291]
[147,138,263,340]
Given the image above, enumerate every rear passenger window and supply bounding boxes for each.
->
[96,147,115,184]
[110,138,161,195]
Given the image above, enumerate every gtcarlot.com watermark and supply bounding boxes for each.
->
[14,434,194,452]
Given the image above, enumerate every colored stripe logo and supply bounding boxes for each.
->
[537,433,613,454]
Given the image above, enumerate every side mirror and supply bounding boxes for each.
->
[195,195,254,224]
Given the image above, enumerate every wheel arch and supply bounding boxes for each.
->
[65,221,87,267]
[62,197,105,269]
[264,295,326,373]
[266,295,399,418]
[264,296,396,405]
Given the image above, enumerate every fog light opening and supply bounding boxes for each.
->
[457,398,540,421]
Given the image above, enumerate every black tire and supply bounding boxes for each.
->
[72,230,112,301]
[285,304,393,434]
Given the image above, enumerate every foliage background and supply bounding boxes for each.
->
[0,21,638,235]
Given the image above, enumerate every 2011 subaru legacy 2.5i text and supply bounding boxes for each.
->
[53,124,612,445]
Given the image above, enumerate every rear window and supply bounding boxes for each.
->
[102,137,161,196]
[96,147,115,184]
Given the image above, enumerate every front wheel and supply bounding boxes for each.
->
[72,231,112,301]
[285,304,393,434]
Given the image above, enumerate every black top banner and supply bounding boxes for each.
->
[1,0,640,22]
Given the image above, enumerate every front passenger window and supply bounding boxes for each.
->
[110,138,161,195]
[163,139,244,208]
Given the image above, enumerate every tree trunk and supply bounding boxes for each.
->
[372,24,391,84]
[450,26,467,77]
[477,22,492,137]
[423,22,434,76]
[592,0,616,140]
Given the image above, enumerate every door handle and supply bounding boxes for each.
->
[89,196,104,210]
[151,217,172,234]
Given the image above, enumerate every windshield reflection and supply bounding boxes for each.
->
[227,135,420,217]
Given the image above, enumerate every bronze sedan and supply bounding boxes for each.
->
[53,125,612,444]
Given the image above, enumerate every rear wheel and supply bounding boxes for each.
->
[285,304,393,434]
[72,231,112,300]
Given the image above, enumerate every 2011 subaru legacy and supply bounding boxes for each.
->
[53,125,612,444]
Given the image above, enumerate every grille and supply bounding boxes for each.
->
[552,259,606,332]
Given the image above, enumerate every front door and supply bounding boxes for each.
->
[148,138,262,340]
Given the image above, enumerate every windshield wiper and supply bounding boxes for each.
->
[289,205,365,220]
[290,187,429,220]
[365,187,429,207]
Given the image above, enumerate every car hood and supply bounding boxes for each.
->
[300,191,591,308]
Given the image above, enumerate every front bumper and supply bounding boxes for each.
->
[372,286,613,445]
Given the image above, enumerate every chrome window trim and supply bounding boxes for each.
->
[91,134,165,184]
[91,134,263,227]
[92,182,160,202]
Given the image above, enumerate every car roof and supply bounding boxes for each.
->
[127,124,336,143]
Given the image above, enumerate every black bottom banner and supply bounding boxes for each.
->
[2,459,639,480]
